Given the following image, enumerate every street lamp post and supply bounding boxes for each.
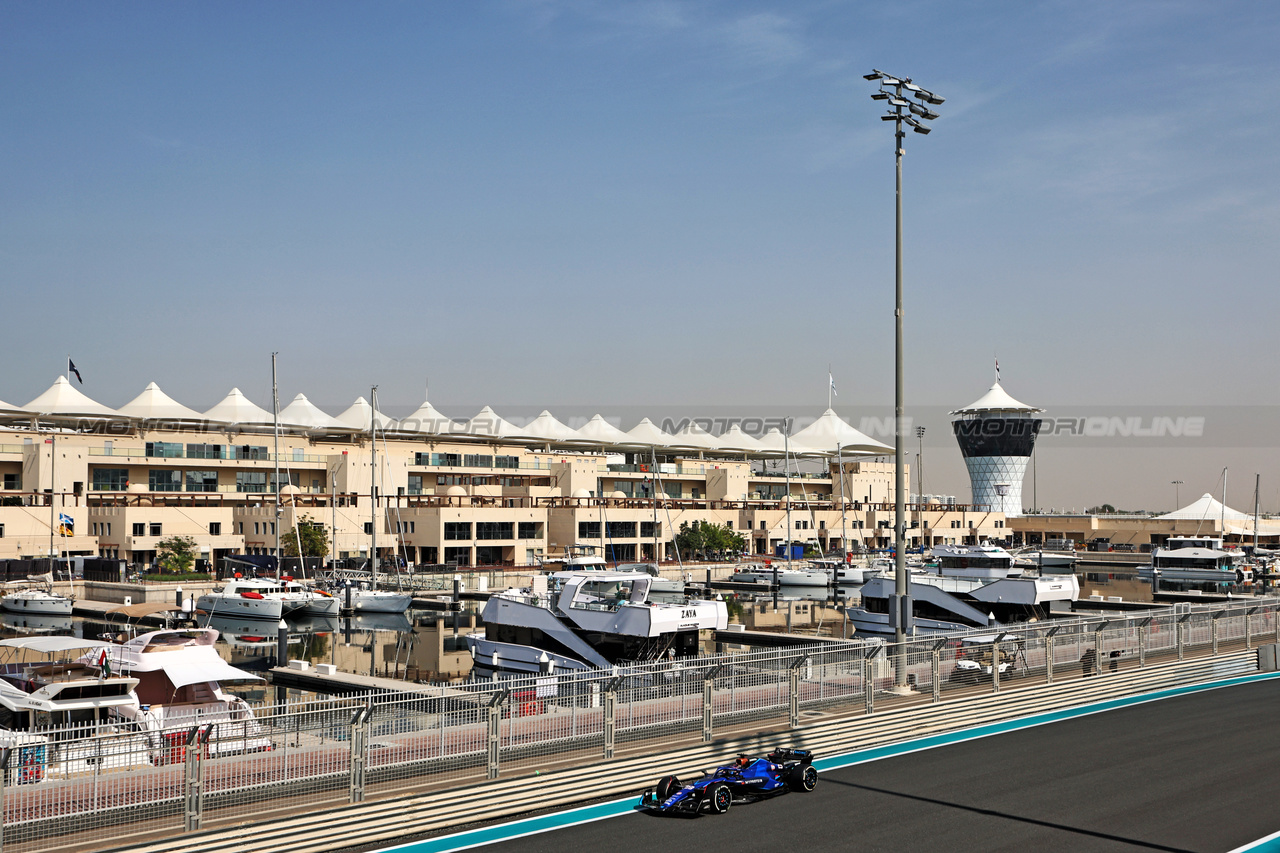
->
[1172,480,1183,510]
[866,69,942,690]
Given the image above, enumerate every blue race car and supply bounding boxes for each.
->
[639,748,817,815]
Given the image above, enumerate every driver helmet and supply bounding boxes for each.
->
[736,755,751,768]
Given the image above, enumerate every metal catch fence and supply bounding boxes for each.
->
[4,598,1279,852]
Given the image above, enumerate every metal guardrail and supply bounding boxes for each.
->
[4,598,1279,853]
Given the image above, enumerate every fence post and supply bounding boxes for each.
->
[991,641,1001,693]
[787,656,807,728]
[487,689,508,780]
[1045,635,1055,685]
[1,747,9,853]
[182,726,208,833]
[349,704,371,803]
[1177,616,1187,661]
[1212,613,1221,655]
[603,677,620,758]
[931,649,941,702]
[863,655,874,715]
[1138,623,1147,667]
[701,672,714,743]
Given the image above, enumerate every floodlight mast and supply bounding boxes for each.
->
[865,69,942,691]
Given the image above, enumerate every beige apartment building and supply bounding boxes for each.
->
[0,379,1012,567]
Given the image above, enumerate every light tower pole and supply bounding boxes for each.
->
[865,69,943,689]
[1172,480,1183,511]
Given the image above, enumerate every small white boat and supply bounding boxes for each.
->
[730,564,830,588]
[1,575,73,617]
[197,577,318,620]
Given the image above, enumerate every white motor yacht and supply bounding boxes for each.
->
[0,636,149,779]
[197,577,337,620]
[91,627,272,757]
[467,570,727,677]
[1139,536,1248,583]
[730,563,830,588]
[929,543,1020,580]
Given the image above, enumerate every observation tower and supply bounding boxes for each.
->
[950,382,1043,516]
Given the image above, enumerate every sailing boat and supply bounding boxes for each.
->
[345,387,412,614]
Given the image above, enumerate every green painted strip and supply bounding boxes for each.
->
[383,669,1280,853]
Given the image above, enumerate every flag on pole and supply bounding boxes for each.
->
[58,513,74,536]
[98,648,111,678]
[68,359,83,384]
[829,372,838,397]
[995,357,1000,382]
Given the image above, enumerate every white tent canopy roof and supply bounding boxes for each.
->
[790,409,892,456]
[753,427,790,454]
[625,417,675,447]
[1157,493,1280,537]
[117,382,205,421]
[951,382,1043,415]
[573,414,633,446]
[716,424,765,453]
[522,410,580,442]
[672,421,721,451]
[0,398,29,415]
[278,394,347,430]
[202,388,274,425]
[24,376,119,417]
[334,397,397,431]
[395,400,460,435]
[455,406,526,440]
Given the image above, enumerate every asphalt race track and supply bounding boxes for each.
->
[449,678,1280,853]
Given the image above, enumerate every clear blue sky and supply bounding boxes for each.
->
[3,1,1278,510]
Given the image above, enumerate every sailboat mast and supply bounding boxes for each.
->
[837,441,847,556]
[784,425,793,569]
[272,353,281,580]
[1222,468,1228,537]
[370,386,379,590]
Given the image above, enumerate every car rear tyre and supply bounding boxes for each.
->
[707,783,732,814]
[655,775,680,800]
[790,764,818,792]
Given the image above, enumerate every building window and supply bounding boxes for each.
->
[463,454,492,468]
[431,453,461,467]
[92,468,130,491]
[438,475,469,486]
[495,455,519,469]
[236,472,268,493]
[640,521,657,539]
[443,547,470,566]
[183,470,218,492]
[0,524,5,537]
[476,522,514,540]
[364,522,373,535]
[145,441,183,458]
[132,523,145,537]
[236,522,244,535]
[234,445,269,461]
[518,522,538,540]
[578,521,601,539]
[2,473,18,490]
[148,523,161,537]
[408,474,423,495]
[186,443,224,460]
[149,470,183,492]
[105,522,111,535]
[209,522,221,536]
[606,521,636,538]
[444,522,472,541]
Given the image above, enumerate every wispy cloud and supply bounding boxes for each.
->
[720,12,804,67]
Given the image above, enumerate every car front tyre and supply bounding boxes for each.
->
[656,775,680,800]
[707,783,732,814]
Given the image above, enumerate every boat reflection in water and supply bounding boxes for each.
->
[2,611,75,636]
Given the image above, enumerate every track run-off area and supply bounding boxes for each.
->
[379,674,1280,853]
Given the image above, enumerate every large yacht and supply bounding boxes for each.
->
[929,543,1020,580]
[844,573,1079,637]
[467,570,727,678]
[196,576,338,620]
[1139,536,1248,583]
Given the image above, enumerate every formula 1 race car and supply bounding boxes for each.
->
[639,748,817,815]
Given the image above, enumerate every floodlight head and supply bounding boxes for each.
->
[864,72,882,80]
[871,92,890,100]
[889,98,910,107]
[903,83,922,92]
[912,124,931,134]
[926,95,945,105]
[881,76,901,86]
[921,108,940,121]
[881,114,898,121]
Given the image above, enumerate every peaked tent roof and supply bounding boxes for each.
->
[573,414,633,446]
[672,422,722,451]
[0,398,28,416]
[754,427,790,454]
[1156,493,1280,537]
[521,410,580,442]
[950,382,1043,415]
[790,409,892,456]
[24,376,119,417]
[716,424,765,454]
[202,388,274,425]
[334,397,396,431]
[455,406,526,440]
[395,400,460,436]
[626,417,676,448]
[117,382,204,421]
[278,394,347,430]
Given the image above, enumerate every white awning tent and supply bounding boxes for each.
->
[116,382,205,422]
[789,409,892,456]
[24,377,120,418]
[151,653,263,688]
[0,398,29,416]
[521,410,580,443]
[950,382,1043,415]
[395,400,460,436]
[334,397,397,432]
[1157,493,1280,537]
[573,414,633,447]
[716,424,765,454]
[202,388,274,425]
[672,422,722,452]
[278,394,348,431]
[454,406,527,441]
[625,418,676,448]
